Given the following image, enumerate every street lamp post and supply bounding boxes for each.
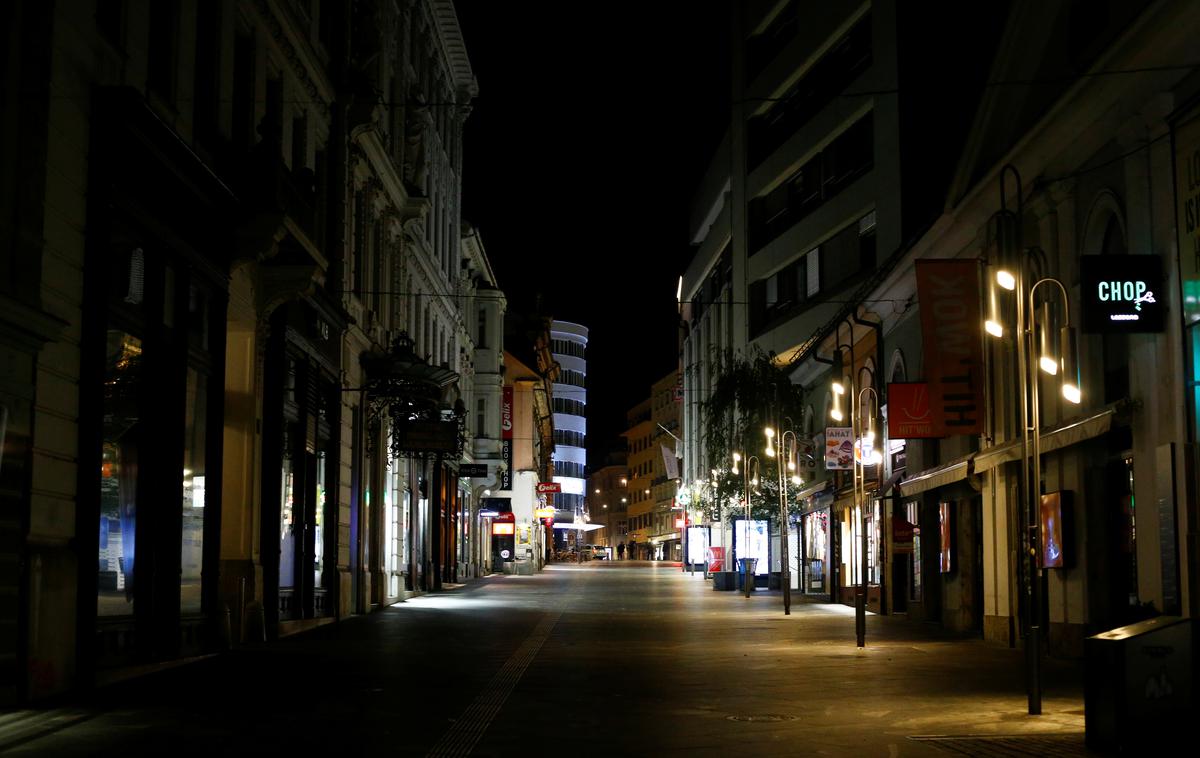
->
[986,167,1082,715]
[853,387,882,648]
[765,424,804,616]
[828,317,864,644]
[704,468,719,579]
[731,452,760,598]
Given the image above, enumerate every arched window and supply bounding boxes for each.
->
[858,363,876,424]
[889,349,906,384]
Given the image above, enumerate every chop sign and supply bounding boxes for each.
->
[1080,255,1164,333]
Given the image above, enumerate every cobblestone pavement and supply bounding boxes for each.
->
[2,561,1093,756]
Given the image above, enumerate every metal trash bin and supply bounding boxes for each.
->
[1085,616,1192,752]
[738,558,758,595]
[712,571,737,591]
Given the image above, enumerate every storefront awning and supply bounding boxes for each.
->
[879,470,904,496]
[897,453,972,497]
[796,479,833,501]
[973,404,1117,474]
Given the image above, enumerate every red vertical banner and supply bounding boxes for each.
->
[500,386,513,490]
[914,259,985,436]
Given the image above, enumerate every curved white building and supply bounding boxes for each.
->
[550,321,588,541]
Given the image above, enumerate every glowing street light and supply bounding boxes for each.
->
[983,164,1083,715]
[732,451,761,597]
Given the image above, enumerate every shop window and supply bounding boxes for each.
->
[1188,325,1200,442]
[180,367,207,614]
[98,331,143,617]
[907,501,921,602]
[279,425,298,618]
[939,501,953,573]
[316,449,328,601]
[385,443,407,599]
[804,509,828,593]
[843,500,880,586]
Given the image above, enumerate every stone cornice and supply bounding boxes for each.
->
[430,0,479,101]
[255,0,336,117]
[354,130,415,224]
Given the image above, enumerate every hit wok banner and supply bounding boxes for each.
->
[914,259,984,436]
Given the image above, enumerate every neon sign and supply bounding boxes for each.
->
[1080,255,1164,333]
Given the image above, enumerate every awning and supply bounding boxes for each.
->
[897,453,972,497]
[796,479,833,501]
[896,403,1120,497]
[551,521,604,532]
[973,405,1116,474]
[878,469,904,496]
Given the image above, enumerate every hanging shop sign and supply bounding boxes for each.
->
[824,427,853,470]
[500,386,513,490]
[459,463,487,477]
[887,382,936,438]
[535,482,561,494]
[1080,255,1165,333]
[534,506,555,519]
[392,420,459,455]
[1175,106,1200,325]
[915,259,985,436]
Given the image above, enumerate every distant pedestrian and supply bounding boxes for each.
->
[616,542,625,560]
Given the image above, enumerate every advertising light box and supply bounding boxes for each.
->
[687,526,708,565]
[735,519,769,575]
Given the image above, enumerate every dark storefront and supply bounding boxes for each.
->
[262,301,341,633]
[799,488,834,600]
[79,90,233,671]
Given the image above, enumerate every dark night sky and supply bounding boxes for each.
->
[456,3,731,462]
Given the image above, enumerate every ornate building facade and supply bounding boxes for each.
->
[0,0,495,704]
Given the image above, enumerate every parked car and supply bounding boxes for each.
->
[588,545,608,560]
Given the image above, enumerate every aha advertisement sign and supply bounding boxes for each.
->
[500,386,513,490]
[824,427,853,471]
